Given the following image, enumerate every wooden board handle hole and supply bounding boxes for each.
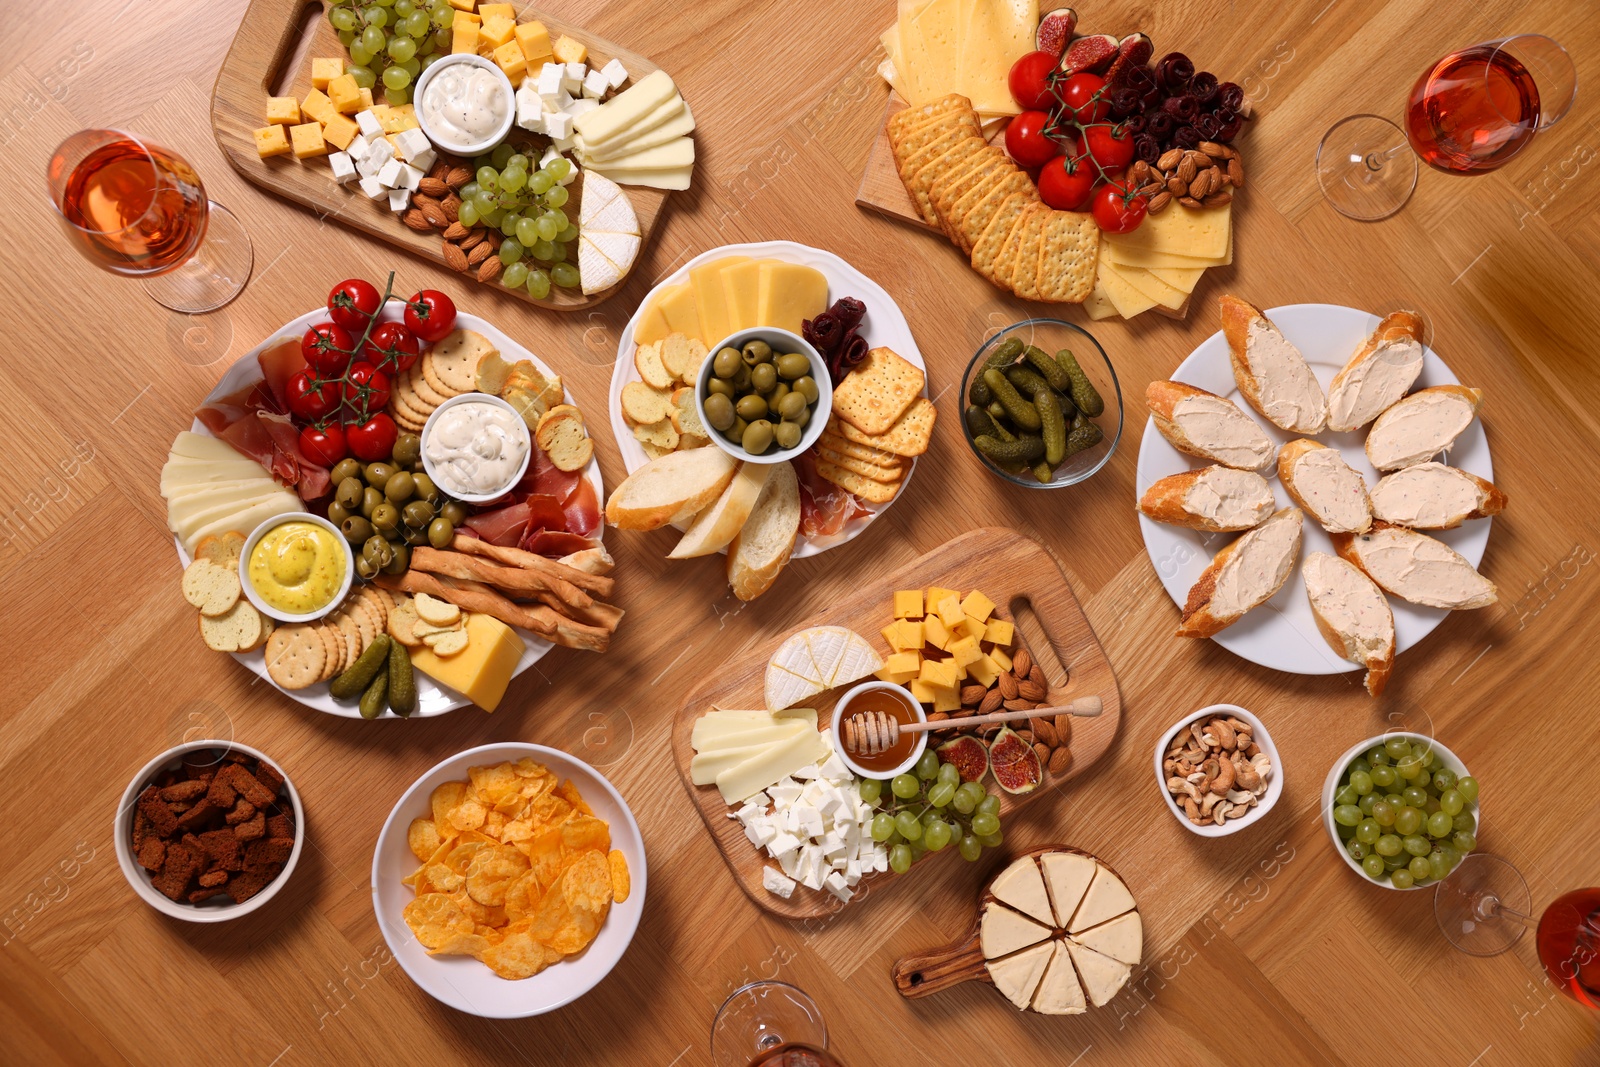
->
[269,2,327,98]
[1007,595,1070,688]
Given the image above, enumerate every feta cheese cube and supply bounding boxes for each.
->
[762,866,796,899]
[845,859,862,885]
[818,753,850,780]
[769,780,801,806]
[601,58,628,89]
[346,135,370,163]
[358,175,386,200]
[355,109,383,138]
[794,762,820,782]
[397,163,424,190]
[766,831,801,858]
[407,145,436,173]
[824,871,853,903]
[544,111,573,140]
[798,808,824,839]
[394,127,431,160]
[329,151,357,183]
[561,61,586,93]
[365,136,395,168]
[778,848,801,879]
[565,98,599,119]
[376,159,404,188]
[516,85,544,131]
[536,63,567,102]
[582,68,610,99]
[819,831,846,858]
[387,187,411,213]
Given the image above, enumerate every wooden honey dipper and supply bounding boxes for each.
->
[842,697,1103,758]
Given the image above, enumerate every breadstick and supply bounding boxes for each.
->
[410,547,592,611]
[373,572,612,652]
[452,534,615,597]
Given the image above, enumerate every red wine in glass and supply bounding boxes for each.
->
[1405,45,1540,173]
[1537,887,1600,1009]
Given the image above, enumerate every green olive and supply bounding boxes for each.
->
[364,462,396,488]
[793,375,819,403]
[774,421,803,450]
[427,517,455,548]
[742,339,773,365]
[441,501,467,526]
[403,500,435,527]
[742,419,775,455]
[355,555,379,580]
[750,363,777,394]
[731,364,751,392]
[327,501,352,527]
[361,486,383,518]
[382,542,410,575]
[788,405,811,429]
[402,524,427,546]
[362,535,393,567]
[391,433,422,468]
[335,476,364,510]
[728,416,749,442]
[412,472,439,505]
[778,392,809,421]
[713,347,742,378]
[735,394,768,421]
[707,377,735,399]
[330,458,363,486]
[371,502,400,535]
[341,516,374,544]
[384,470,415,504]
[776,353,811,380]
[703,393,736,431]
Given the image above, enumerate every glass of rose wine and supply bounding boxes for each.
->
[1316,34,1576,220]
[711,981,840,1067]
[48,129,253,312]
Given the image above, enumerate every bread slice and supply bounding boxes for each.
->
[621,380,673,426]
[669,385,709,445]
[1219,295,1327,433]
[1331,523,1498,609]
[1137,465,1274,532]
[1327,310,1426,432]
[1146,380,1274,471]
[604,447,738,530]
[633,341,673,389]
[728,460,799,601]
[199,599,266,653]
[669,462,771,558]
[1277,439,1372,533]
[1365,385,1484,470]
[1302,551,1395,697]
[1176,507,1303,638]
[536,409,594,472]
[182,559,241,617]
[1369,462,1507,529]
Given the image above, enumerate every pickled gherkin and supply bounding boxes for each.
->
[1055,348,1104,416]
[982,368,1041,431]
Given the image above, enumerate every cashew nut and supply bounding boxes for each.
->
[1212,802,1229,826]
[1182,796,1200,822]
[1232,753,1262,791]
[1185,771,1206,785]
[1226,717,1253,735]
[1190,722,1208,749]
[1226,788,1255,805]
[1209,718,1237,751]
[1206,755,1235,795]
[1242,741,1261,758]
[1167,734,1190,756]
[1168,777,1199,800]
[1200,793,1222,816]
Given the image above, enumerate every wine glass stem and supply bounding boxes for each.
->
[1478,895,1536,927]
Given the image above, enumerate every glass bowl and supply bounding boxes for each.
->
[959,318,1123,488]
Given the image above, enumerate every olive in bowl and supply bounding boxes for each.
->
[696,327,832,464]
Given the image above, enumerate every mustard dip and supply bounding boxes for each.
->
[247,520,345,614]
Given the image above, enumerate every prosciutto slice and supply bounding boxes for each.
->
[194,338,331,500]
[462,502,530,547]
[794,451,870,537]
[519,529,598,557]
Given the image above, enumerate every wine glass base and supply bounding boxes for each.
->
[710,981,827,1067]
[143,201,252,313]
[1316,114,1419,221]
[1435,853,1531,957]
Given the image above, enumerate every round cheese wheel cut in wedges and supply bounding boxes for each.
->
[1364,385,1484,470]
[1331,523,1498,610]
[604,447,738,530]
[1277,439,1373,534]
[1303,551,1395,697]
[1219,295,1328,434]
[1176,507,1304,638]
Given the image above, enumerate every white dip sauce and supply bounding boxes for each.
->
[425,401,528,496]
[421,62,509,147]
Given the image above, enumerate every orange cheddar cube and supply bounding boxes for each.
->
[408,613,526,711]
[492,40,528,85]
[452,19,480,54]
[300,88,336,126]
[478,14,516,50]
[327,73,363,114]
[477,2,515,17]
[968,655,1000,687]
[989,646,1013,672]
[961,590,996,622]
[947,635,983,668]
[253,124,292,158]
[893,589,923,619]
[288,121,328,159]
[321,112,360,150]
[515,20,552,62]
[311,57,343,90]
[984,618,1015,647]
[265,96,301,124]
[922,614,950,650]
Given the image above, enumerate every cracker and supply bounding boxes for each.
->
[930,147,1005,240]
[1033,209,1100,303]
[387,598,423,648]
[264,624,326,690]
[334,610,363,666]
[388,401,427,433]
[422,354,466,400]
[633,341,672,389]
[430,329,496,394]
[998,203,1046,293]
[348,599,378,648]
[819,429,903,466]
[956,171,1037,257]
[886,93,970,142]
[914,133,989,213]
[970,191,1033,285]
[901,127,984,223]
[815,459,901,504]
[817,445,905,483]
[409,361,453,409]
[830,397,937,457]
[392,367,437,420]
[316,621,344,680]
[355,586,390,630]
[831,347,924,435]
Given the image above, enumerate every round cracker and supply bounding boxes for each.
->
[316,621,344,680]
[409,362,452,409]
[388,398,428,433]
[421,355,466,401]
[429,330,493,394]
[348,598,378,648]
[334,610,363,666]
[355,586,390,629]
[265,624,326,690]
[393,368,437,421]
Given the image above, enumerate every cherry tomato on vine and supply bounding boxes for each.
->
[1091,181,1149,234]
[1037,152,1097,211]
[363,320,421,374]
[1004,110,1061,168]
[346,413,399,462]
[286,371,340,422]
[1008,50,1059,111]
[404,289,457,343]
[302,322,355,376]
[1059,72,1109,125]
[342,362,392,416]
[327,278,381,332]
[298,422,347,466]
[1084,123,1136,171]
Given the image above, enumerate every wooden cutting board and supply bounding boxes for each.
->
[671,527,1122,920]
[210,0,670,310]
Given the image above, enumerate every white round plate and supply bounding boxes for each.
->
[1135,303,1492,675]
[176,304,602,717]
[608,241,926,557]
[371,742,646,1017]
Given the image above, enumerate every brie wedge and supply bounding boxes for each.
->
[1041,851,1097,928]
[985,941,1054,1010]
[1029,942,1088,1015]
[1069,910,1143,966]
[980,901,1051,959]
[990,856,1055,926]
[1063,937,1131,1007]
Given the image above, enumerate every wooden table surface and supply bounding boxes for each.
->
[3,2,1598,1064]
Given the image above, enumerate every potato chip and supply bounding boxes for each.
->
[419,862,465,894]
[451,888,507,927]
[428,931,491,957]
[467,845,531,907]
[523,827,565,889]
[526,793,573,829]
[512,757,550,780]
[447,794,488,833]
[430,782,467,839]
[502,869,543,923]
[499,816,537,843]
[482,929,559,980]
[556,779,593,816]
[442,838,489,876]
[608,850,631,903]
[482,810,507,839]
[403,893,472,949]
[469,763,521,807]
[561,815,611,856]
[407,817,442,862]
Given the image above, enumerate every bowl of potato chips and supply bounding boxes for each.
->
[371,743,646,1017]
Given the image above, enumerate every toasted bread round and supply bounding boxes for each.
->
[621,381,673,426]
[199,599,265,653]
[182,559,241,617]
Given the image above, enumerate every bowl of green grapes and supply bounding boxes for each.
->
[1322,733,1480,891]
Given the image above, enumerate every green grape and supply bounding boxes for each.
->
[339,28,356,45]
[457,200,480,227]
[472,153,493,169]
[954,782,983,813]
[546,184,569,207]
[348,64,376,89]
[1396,755,1424,779]
[1424,796,1441,815]
[891,774,919,800]
[382,65,412,89]
[530,239,556,262]
[858,779,882,805]
[1456,776,1479,803]
[364,8,388,28]
[1383,852,1407,871]
[1402,786,1429,809]
[1414,742,1435,768]
[924,820,952,851]
[1402,834,1430,857]
[491,143,516,168]
[383,85,409,105]
[954,833,979,862]
[458,180,480,200]
[433,6,454,27]
[1452,812,1475,833]
[970,812,1000,837]
[977,830,1003,848]
[502,261,528,288]
[387,35,416,62]
[915,750,940,780]
[1356,819,1381,845]
[976,794,1001,818]
[534,213,560,241]
[1371,800,1396,826]
[394,0,414,14]
[908,841,927,863]
[525,269,550,299]
[1334,784,1359,807]
[1394,806,1422,835]
[476,166,499,190]
[937,762,960,787]
[1432,768,1457,791]
[551,262,579,287]
[1427,852,1450,881]
[1438,843,1460,869]
[1374,834,1403,857]
[1357,793,1379,816]
[919,807,942,828]
[332,6,360,30]
[420,52,443,71]
[350,41,375,65]
[1439,788,1464,816]
[1336,821,1355,841]
[1452,831,1476,853]
[428,26,451,52]
[547,157,572,181]
[1427,811,1454,838]
[1370,765,1397,789]
[1365,746,1389,766]
[529,170,554,194]
[1392,869,1415,889]
[894,812,922,841]
[403,10,431,37]
[1351,757,1372,775]
[884,830,902,847]
[928,782,956,808]
[499,213,521,237]
[556,223,580,243]
[1362,854,1386,879]
[374,0,395,7]
[400,56,421,76]
[1347,839,1368,861]
[1385,736,1412,760]
[889,844,913,875]
[1408,855,1432,879]
[1348,769,1373,795]
[472,190,496,213]
[870,812,894,842]
[505,152,530,170]
[501,166,527,192]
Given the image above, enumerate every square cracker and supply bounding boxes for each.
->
[819,427,902,466]
[957,171,1037,255]
[1033,210,1100,303]
[831,347,925,435]
[815,460,901,505]
[913,133,989,216]
[889,107,972,173]
[831,396,937,457]
[900,127,984,223]
[886,93,971,142]
[1001,203,1048,296]
[970,191,1032,285]
[991,201,1039,291]
[939,153,1012,249]
[929,146,1003,237]
[818,445,904,483]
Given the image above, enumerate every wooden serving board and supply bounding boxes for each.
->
[211,0,669,310]
[671,527,1122,920]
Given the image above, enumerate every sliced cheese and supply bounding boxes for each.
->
[580,93,685,153]
[689,256,750,348]
[1062,937,1131,1008]
[169,431,256,462]
[1082,279,1119,321]
[714,727,829,805]
[163,475,286,501]
[1105,214,1234,269]
[1109,263,1188,311]
[577,102,695,161]
[690,741,776,785]
[720,258,765,335]
[1104,200,1230,258]
[1041,851,1096,928]
[691,722,807,752]
[572,69,677,146]
[634,300,671,345]
[1094,252,1158,319]
[985,941,1053,1010]
[654,283,702,341]
[755,262,828,335]
[1031,942,1088,1015]
[1070,910,1143,966]
[980,901,1051,958]
[990,856,1054,926]
[1146,264,1207,294]
[579,136,693,172]
[584,163,691,190]
[1067,864,1136,933]
[168,487,297,534]
[161,457,276,491]
[180,497,303,556]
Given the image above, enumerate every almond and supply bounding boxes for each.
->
[1228,157,1244,188]
[1129,160,1152,184]
[1016,729,1033,744]
[445,166,472,189]
[1053,715,1072,746]
[1018,679,1046,702]
[1188,169,1214,199]
[1203,191,1234,207]
[427,159,450,180]
[997,671,1019,701]
[1175,157,1198,185]
[1012,648,1032,679]
[1184,149,1211,169]
[1179,195,1203,208]
[401,209,432,233]
[441,241,469,273]
[1148,190,1173,213]
[418,200,449,229]
[926,711,950,722]
[1167,175,1187,196]
[1199,140,1229,161]
[1033,742,1051,766]
[443,222,470,241]
[418,177,449,198]
[979,689,1004,715]
[441,193,461,223]
[482,231,502,250]
[1003,698,1035,712]
[1031,718,1057,747]
[1136,181,1164,198]
[1157,148,1185,171]
[476,256,503,283]
[1028,664,1045,686]
[1048,747,1072,775]
[459,229,485,251]
[466,241,494,266]
[960,684,988,706]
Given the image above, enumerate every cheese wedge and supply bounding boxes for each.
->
[1069,910,1142,966]
[985,941,1053,1010]
[990,856,1054,926]
[1040,851,1096,927]
[1062,937,1131,1007]
[980,901,1051,959]
[1030,942,1088,1015]
[1067,864,1136,933]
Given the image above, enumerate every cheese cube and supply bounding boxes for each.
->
[355,109,383,139]
[893,589,924,619]
[923,614,950,650]
[768,780,801,806]
[407,613,526,711]
[515,85,544,131]
[919,658,958,690]
[989,646,1013,672]
[875,665,916,685]
[926,586,959,610]
[328,150,357,183]
[300,88,336,126]
[552,34,586,63]
[445,0,475,10]
[565,97,599,119]
[947,635,983,668]
[358,86,374,109]
[451,20,480,54]
[957,616,988,642]
[824,871,853,903]
[601,57,628,89]
[387,104,419,131]
[515,20,552,62]
[311,57,343,90]
[883,651,921,677]
[328,73,363,114]
[492,40,528,85]
[777,848,800,878]
[253,124,291,158]
[968,654,1000,688]
[478,14,515,50]
[799,807,824,838]
[392,127,427,159]
[543,110,573,139]
[582,68,609,99]
[376,158,404,187]
[535,62,564,97]
[907,679,937,705]
[388,187,411,212]
[321,112,360,150]
[562,62,585,93]
[762,866,796,899]
[935,594,966,630]
[397,163,424,190]
[265,96,301,124]
[932,685,961,713]
[358,175,386,199]
[453,11,479,26]
[961,590,996,622]
[346,135,369,163]
[407,145,437,172]
[288,122,328,159]
[477,2,515,16]
[985,618,1015,646]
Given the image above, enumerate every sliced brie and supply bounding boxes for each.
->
[1067,864,1136,933]
[985,941,1054,1010]
[1063,938,1131,1007]
[990,857,1055,926]
[1069,910,1143,966]
[1041,851,1097,928]
[577,235,622,295]
[1030,942,1088,1015]
[980,902,1051,959]
[581,193,639,236]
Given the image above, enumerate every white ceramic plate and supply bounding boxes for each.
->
[1135,304,1493,675]
[371,743,646,1017]
[175,305,603,717]
[608,241,926,557]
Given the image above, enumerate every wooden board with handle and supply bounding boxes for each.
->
[671,527,1122,919]
[210,0,670,310]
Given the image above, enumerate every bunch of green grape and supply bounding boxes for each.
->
[457,143,583,297]
[327,0,456,105]
[858,750,1004,876]
[1331,736,1480,889]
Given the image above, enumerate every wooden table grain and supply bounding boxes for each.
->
[3,2,1599,1065]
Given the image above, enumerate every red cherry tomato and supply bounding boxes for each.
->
[302,322,355,376]
[363,320,421,375]
[1037,152,1097,211]
[1008,50,1059,111]
[298,422,346,467]
[1004,110,1060,169]
[1060,73,1109,125]
[327,278,381,332]
[286,371,340,422]
[1084,123,1136,171]
[404,289,457,343]
[1091,181,1149,234]
[342,362,392,417]
[346,413,399,462]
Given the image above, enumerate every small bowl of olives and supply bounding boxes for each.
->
[325,436,469,584]
[696,327,832,463]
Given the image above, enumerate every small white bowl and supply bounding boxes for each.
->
[697,327,833,465]
[1322,732,1477,891]
[830,680,927,780]
[114,740,304,923]
[1153,703,1282,838]
[420,392,533,504]
[239,511,353,623]
[411,53,516,157]
[371,742,647,1018]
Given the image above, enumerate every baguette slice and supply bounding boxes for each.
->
[604,447,737,530]
[1137,465,1274,532]
[1277,439,1372,534]
[728,460,799,601]
[1146,380,1274,471]
[1327,310,1426,432]
[669,462,771,558]
[1176,507,1304,638]
[1369,462,1506,529]
[1302,552,1395,697]
[1330,522,1498,609]
[1365,385,1484,470]
[1219,295,1328,433]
